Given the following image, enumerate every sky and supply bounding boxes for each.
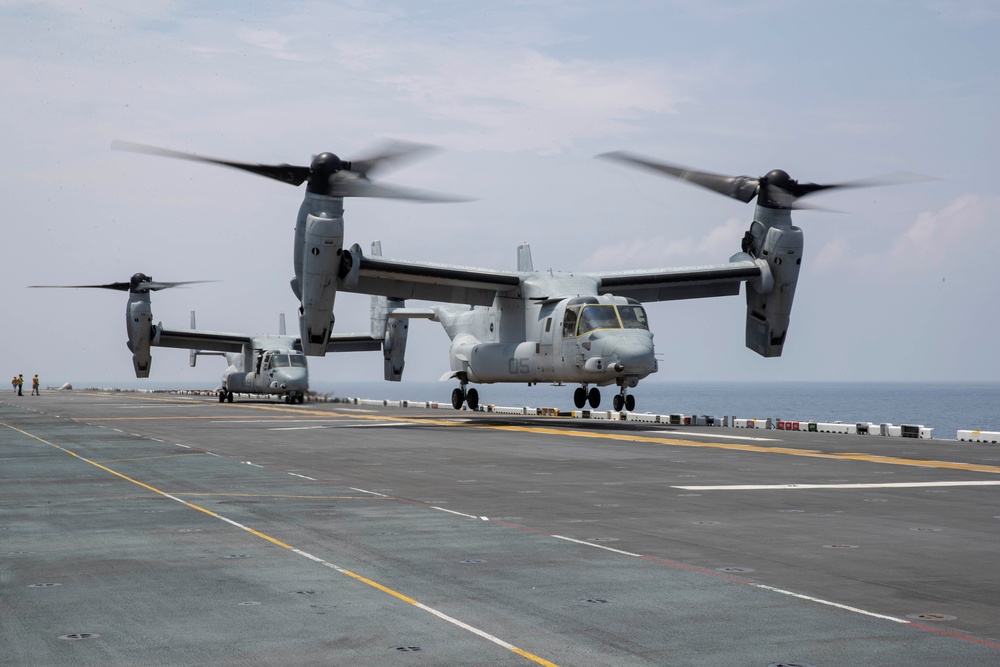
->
[2,0,998,390]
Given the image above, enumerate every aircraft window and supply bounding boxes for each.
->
[562,308,578,337]
[271,354,290,367]
[577,305,621,335]
[289,354,307,367]
[617,305,649,330]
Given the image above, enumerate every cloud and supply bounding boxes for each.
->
[580,217,746,270]
[368,48,686,153]
[238,27,312,62]
[890,193,1000,264]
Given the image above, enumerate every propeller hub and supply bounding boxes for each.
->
[307,152,351,194]
[130,273,151,292]
[762,169,794,188]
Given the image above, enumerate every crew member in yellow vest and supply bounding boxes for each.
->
[16,374,24,396]
[31,374,40,396]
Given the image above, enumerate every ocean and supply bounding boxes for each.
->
[313,380,1000,441]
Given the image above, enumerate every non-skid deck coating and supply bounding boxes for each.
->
[2,390,1000,666]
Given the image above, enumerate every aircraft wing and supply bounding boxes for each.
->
[154,327,251,353]
[346,255,522,306]
[594,259,762,302]
[326,334,382,353]
[157,326,381,354]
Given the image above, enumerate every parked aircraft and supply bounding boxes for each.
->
[30,273,385,403]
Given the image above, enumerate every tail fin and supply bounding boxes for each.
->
[517,243,534,272]
[189,311,198,367]
[188,310,226,367]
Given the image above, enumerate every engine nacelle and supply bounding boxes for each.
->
[743,212,803,357]
[299,212,344,355]
[125,296,154,378]
[383,303,409,382]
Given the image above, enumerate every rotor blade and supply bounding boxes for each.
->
[791,172,937,200]
[29,279,215,292]
[328,175,474,202]
[349,141,439,178]
[112,140,310,186]
[598,151,760,203]
[144,280,217,291]
[29,282,131,291]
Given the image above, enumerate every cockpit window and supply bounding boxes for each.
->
[562,307,578,338]
[577,305,620,335]
[617,305,649,330]
[289,354,307,368]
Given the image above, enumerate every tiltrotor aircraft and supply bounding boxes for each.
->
[112,140,465,357]
[30,273,390,403]
[328,154,910,411]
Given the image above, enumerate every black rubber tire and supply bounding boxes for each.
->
[588,387,601,408]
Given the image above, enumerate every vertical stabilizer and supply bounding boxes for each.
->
[517,243,534,272]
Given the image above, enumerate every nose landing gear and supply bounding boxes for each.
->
[612,387,635,412]
[451,383,479,411]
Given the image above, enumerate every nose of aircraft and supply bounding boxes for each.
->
[275,367,309,391]
[608,337,656,376]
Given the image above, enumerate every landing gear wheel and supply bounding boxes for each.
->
[227,391,234,403]
[625,394,635,412]
[218,390,226,403]
[574,387,587,409]
[613,394,624,411]
[298,394,305,404]
[466,388,479,411]
[588,387,601,409]
[451,387,464,410]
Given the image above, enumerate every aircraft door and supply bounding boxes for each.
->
[538,313,558,375]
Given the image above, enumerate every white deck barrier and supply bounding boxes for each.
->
[335,399,945,439]
[958,430,1000,444]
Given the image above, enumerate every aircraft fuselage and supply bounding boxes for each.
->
[435,273,657,388]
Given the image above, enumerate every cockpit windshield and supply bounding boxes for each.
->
[266,353,307,369]
[618,305,649,330]
[577,305,621,335]
[565,303,650,336]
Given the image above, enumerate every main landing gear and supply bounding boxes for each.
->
[451,383,479,411]
[284,392,305,404]
[573,385,601,409]
[218,389,234,403]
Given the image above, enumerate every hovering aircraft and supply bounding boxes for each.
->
[331,155,912,411]
[112,140,466,357]
[30,273,389,403]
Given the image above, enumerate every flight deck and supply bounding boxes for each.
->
[3,391,999,666]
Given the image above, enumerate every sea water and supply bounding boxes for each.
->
[315,380,1000,441]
